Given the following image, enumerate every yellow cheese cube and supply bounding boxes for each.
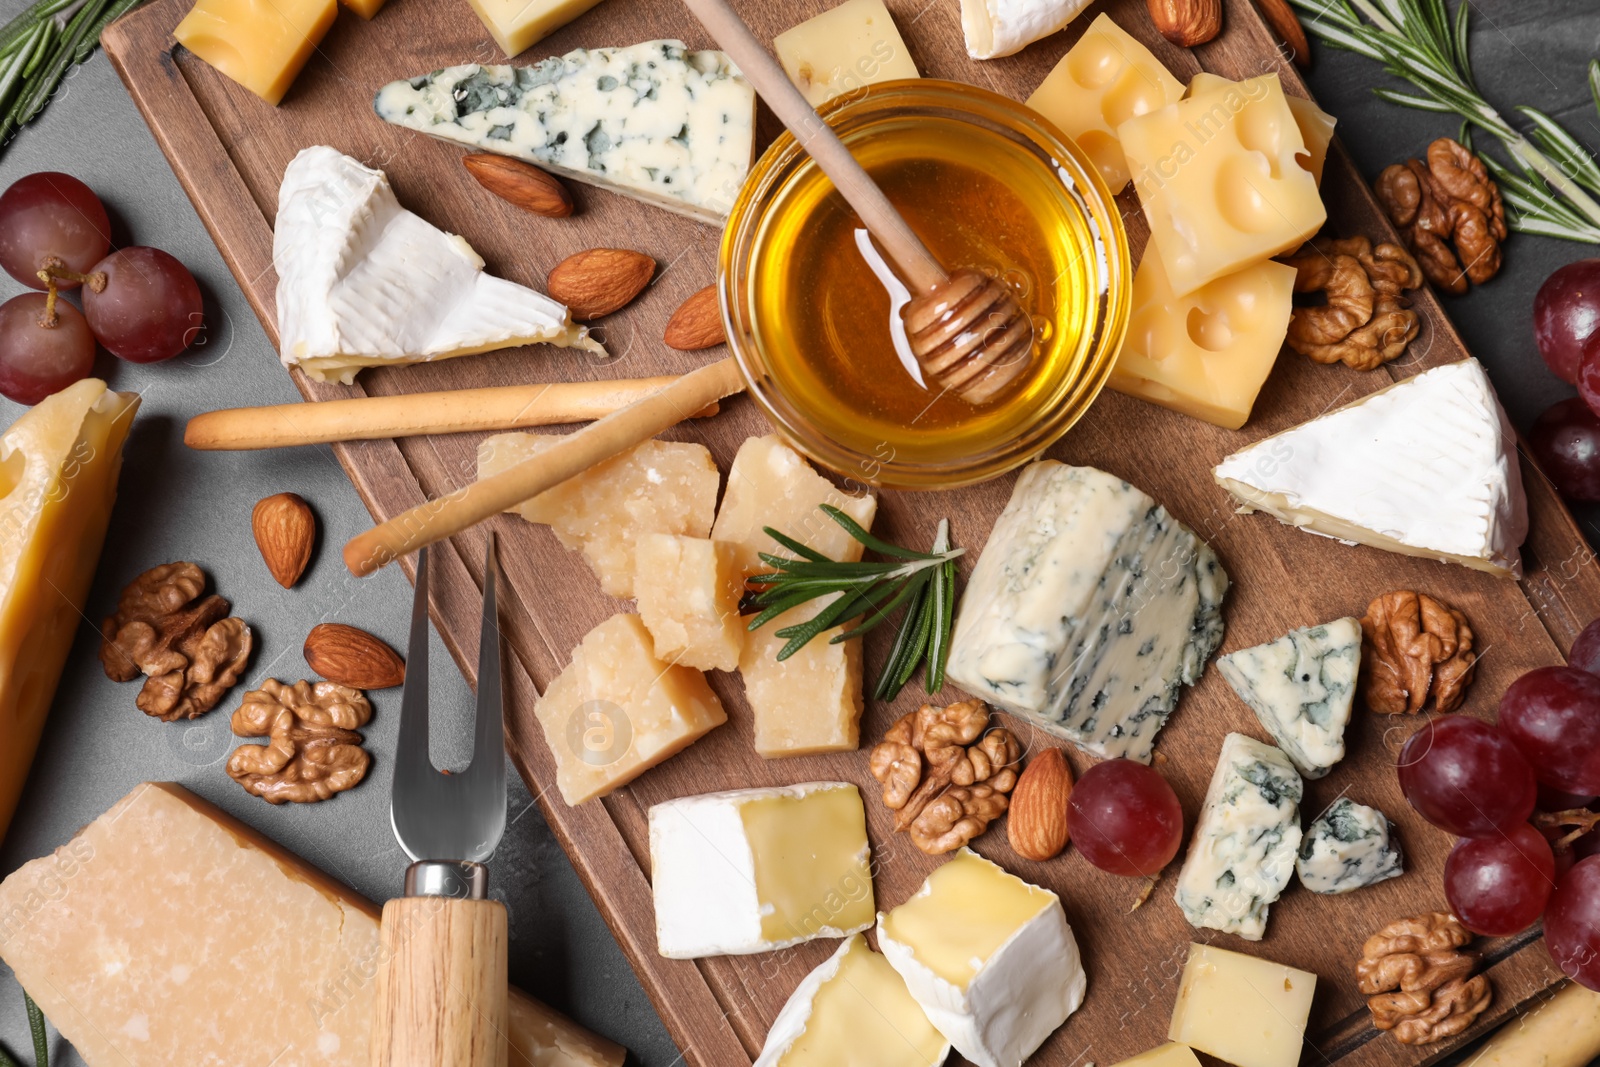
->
[1168,943,1316,1067]
[712,435,877,579]
[1109,250,1295,429]
[1119,74,1326,296]
[466,0,608,58]
[774,0,920,109]
[537,613,726,804]
[339,0,385,18]
[635,534,744,672]
[1026,13,1184,194]
[480,433,719,599]
[740,602,864,758]
[1187,72,1337,186]
[1113,1044,1201,1067]
[173,0,337,106]
[0,380,136,846]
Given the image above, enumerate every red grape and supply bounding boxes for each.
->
[0,294,96,404]
[1066,759,1184,877]
[1443,821,1555,935]
[1571,618,1600,677]
[1530,398,1600,502]
[1398,716,1537,837]
[1578,340,1600,419]
[1536,259,1600,384]
[1538,781,1598,812]
[1545,856,1600,991]
[81,247,203,363]
[0,173,111,291]
[1501,666,1600,794]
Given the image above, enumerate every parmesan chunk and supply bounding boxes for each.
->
[635,534,744,672]
[741,603,864,758]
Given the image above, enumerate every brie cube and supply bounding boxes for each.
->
[961,0,1094,59]
[1214,359,1528,578]
[650,783,874,959]
[878,849,1086,1067]
[1113,1044,1202,1067]
[273,146,600,384]
[465,0,608,57]
[774,0,920,108]
[1168,943,1316,1067]
[1216,617,1361,779]
[755,933,949,1067]
[1297,798,1403,894]
[375,42,757,225]
[947,461,1228,763]
[1174,733,1303,940]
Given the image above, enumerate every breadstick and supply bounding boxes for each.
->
[184,376,723,451]
[343,357,746,577]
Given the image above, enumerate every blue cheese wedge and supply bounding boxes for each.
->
[374,41,757,224]
[1174,732,1303,940]
[1297,798,1404,895]
[1215,617,1361,779]
[947,461,1228,763]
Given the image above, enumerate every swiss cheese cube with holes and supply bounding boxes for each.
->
[479,433,720,599]
[1109,249,1296,429]
[1119,74,1326,297]
[1188,72,1336,187]
[741,602,865,758]
[536,613,727,804]
[635,533,744,672]
[1025,14,1184,195]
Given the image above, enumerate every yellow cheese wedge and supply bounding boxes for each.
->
[0,379,136,846]
[173,0,338,106]
[635,534,744,672]
[1119,74,1326,296]
[740,602,864,757]
[1109,249,1296,429]
[1113,1044,1202,1067]
[774,0,920,108]
[0,782,624,1067]
[1187,71,1337,186]
[339,0,385,18]
[1470,981,1600,1067]
[1026,13,1184,194]
[1167,943,1316,1067]
[466,0,609,58]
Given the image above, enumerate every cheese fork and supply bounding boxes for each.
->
[371,539,509,1067]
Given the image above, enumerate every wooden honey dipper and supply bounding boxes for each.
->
[681,0,1036,405]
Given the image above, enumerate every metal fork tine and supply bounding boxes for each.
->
[468,534,506,778]
[393,545,432,784]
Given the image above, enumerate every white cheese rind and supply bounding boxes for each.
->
[1213,359,1528,578]
[374,41,757,224]
[1297,798,1404,894]
[1174,732,1303,940]
[947,461,1228,763]
[960,0,1094,59]
[1216,617,1360,779]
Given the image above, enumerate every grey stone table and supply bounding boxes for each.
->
[0,3,1595,1066]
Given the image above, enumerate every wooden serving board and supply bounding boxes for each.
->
[101,1,1600,1063]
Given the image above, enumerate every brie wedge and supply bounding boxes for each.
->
[960,0,1093,59]
[273,146,601,384]
[1214,359,1528,577]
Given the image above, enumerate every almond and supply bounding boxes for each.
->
[663,285,726,351]
[252,493,315,588]
[1148,0,1222,47]
[304,623,405,690]
[1008,747,1073,862]
[546,248,655,320]
[463,154,574,217]
[1253,0,1310,67]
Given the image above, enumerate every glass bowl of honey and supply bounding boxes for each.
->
[720,78,1132,490]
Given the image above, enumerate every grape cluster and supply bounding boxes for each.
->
[0,172,203,405]
[1398,617,1600,990]
[1531,260,1600,501]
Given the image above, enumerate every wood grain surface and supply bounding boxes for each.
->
[101,1,1600,1064]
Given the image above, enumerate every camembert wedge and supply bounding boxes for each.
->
[961,0,1093,59]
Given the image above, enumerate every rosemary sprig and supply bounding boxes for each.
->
[1288,0,1600,243]
[746,507,963,700]
[0,0,147,159]
[0,992,48,1067]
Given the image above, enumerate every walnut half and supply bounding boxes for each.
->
[1357,912,1492,1045]
[1375,137,1507,293]
[1281,236,1424,371]
[226,679,373,804]
[1361,591,1477,715]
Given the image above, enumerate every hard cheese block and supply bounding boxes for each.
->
[947,461,1228,763]
[754,933,949,1067]
[740,601,865,757]
[1119,74,1326,296]
[878,848,1086,1067]
[536,613,727,804]
[961,0,1093,59]
[375,42,757,224]
[466,0,608,57]
[0,782,623,1067]
[1168,943,1316,1067]
[1174,732,1303,940]
[173,0,336,105]
[1214,359,1528,577]
[1025,13,1183,194]
[1216,616,1361,779]
[480,434,719,599]
[635,534,743,672]
[1108,249,1295,430]
[339,0,384,18]
[0,380,137,846]
[274,146,599,384]
[774,0,919,108]
[1187,71,1336,186]
[650,782,873,958]
[1113,1045,1202,1067]
[1297,797,1404,894]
